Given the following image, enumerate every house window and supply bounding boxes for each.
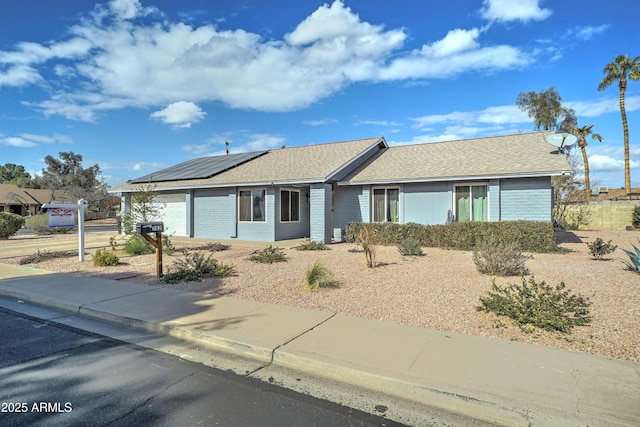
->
[280,189,300,222]
[373,188,399,222]
[239,189,266,222]
[455,185,488,221]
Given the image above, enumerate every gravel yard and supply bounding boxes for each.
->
[3,229,639,362]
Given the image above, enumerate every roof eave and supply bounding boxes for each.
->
[338,170,570,186]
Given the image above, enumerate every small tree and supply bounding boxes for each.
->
[516,87,577,132]
[121,184,164,234]
[572,124,603,201]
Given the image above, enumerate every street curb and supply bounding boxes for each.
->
[271,349,531,426]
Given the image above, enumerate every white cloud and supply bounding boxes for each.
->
[0,137,37,147]
[150,101,206,128]
[566,24,610,41]
[411,105,530,130]
[18,133,73,144]
[0,64,42,87]
[304,118,338,126]
[355,119,402,127]
[567,96,640,117]
[480,0,552,23]
[2,0,534,119]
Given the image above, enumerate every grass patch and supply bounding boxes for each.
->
[92,248,120,266]
[162,251,234,284]
[295,238,330,251]
[247,245,287,264]
[304,260,338,290]
[18,250,78,265]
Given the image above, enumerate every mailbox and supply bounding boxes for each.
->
[135,222,164,234]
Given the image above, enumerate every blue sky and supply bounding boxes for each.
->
[1,0,639,190]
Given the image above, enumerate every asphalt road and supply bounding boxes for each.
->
[0,307,405,427]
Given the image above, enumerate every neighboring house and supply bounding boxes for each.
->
[0,184,56,216]
[110,132,570,243]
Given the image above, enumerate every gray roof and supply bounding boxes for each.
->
[112,137,386,192]
[340,132,571,184]
[128,151,268,183]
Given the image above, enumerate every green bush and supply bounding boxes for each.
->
[304,260,338,290]
[472,235,530,276]
[296,238,329,251]
[162,251,234,284]
[124,234,155,255]
[92,248,120,266]
[587,238,617,260]
[621,239,640,273]
[344,220,557,253]
[477,276,591,333]
[247,245,287,264]
[397,237,423,256]
[0,212,25,239]
[25,213,73,235]
[18,249,77,265]
[632,205,640,228]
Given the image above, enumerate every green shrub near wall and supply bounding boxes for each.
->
[25,213,74,235]
[0,212,25,239]
[344,221,557,253]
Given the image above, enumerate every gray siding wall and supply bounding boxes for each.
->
[499,177,553,221]
[333,186,364,240]
[489,180,500,222]
[402,182,452,225]
[275,186,310,240]
[310,183,332,243]
[237,187,275,241]
[193,188,235,239]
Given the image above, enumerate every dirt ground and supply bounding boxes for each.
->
[3,229,640,362]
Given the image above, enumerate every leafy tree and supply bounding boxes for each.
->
[39,151,107,203]
[516,87,576,133]
[572,124,603,201]
[597,55,640,194]
[121,184,163,234]
[0,163,37,187]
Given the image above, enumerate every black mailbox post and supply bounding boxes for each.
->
[135,222,164,277]
[135,222,164,234]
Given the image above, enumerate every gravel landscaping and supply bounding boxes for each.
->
[3,229,639,362]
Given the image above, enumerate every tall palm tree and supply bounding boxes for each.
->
[572,125,603,201]
[597,55,640,194]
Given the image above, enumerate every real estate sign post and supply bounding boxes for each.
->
[43,199,87,261]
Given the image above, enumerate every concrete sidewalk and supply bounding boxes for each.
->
[0,262,638,426]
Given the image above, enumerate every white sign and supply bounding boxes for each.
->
[48,200,75,227]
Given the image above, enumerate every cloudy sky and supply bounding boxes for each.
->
[1,0,639,189]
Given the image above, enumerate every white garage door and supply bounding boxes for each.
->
[156,194,186,236]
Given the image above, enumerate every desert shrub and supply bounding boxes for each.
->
[162,234,176,255]
[344,220,557,253]
[18,249,77,265]
[25,213,73,235]
[587,238,617,260]
[355,224,376,268]
[0,212,25,239]
[186,242,231,252]
[124,234,155,255]
[472,235,530,276]
[92,248,120,266]
[296,238,329,251]
[632,205,640,228]
[162,251,234,284]
[304,260,338,290]
[247,245,287,264]
[477,276,591,333]
[621,239,640,273]
[397,237,423,256]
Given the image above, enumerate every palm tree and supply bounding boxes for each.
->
[597,55,640,194]
[572,125,603,201]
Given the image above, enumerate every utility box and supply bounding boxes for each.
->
[135,222,164,234]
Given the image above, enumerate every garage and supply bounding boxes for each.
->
[156,193,187,236]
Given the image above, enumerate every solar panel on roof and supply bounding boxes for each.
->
[129,151,268,183]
